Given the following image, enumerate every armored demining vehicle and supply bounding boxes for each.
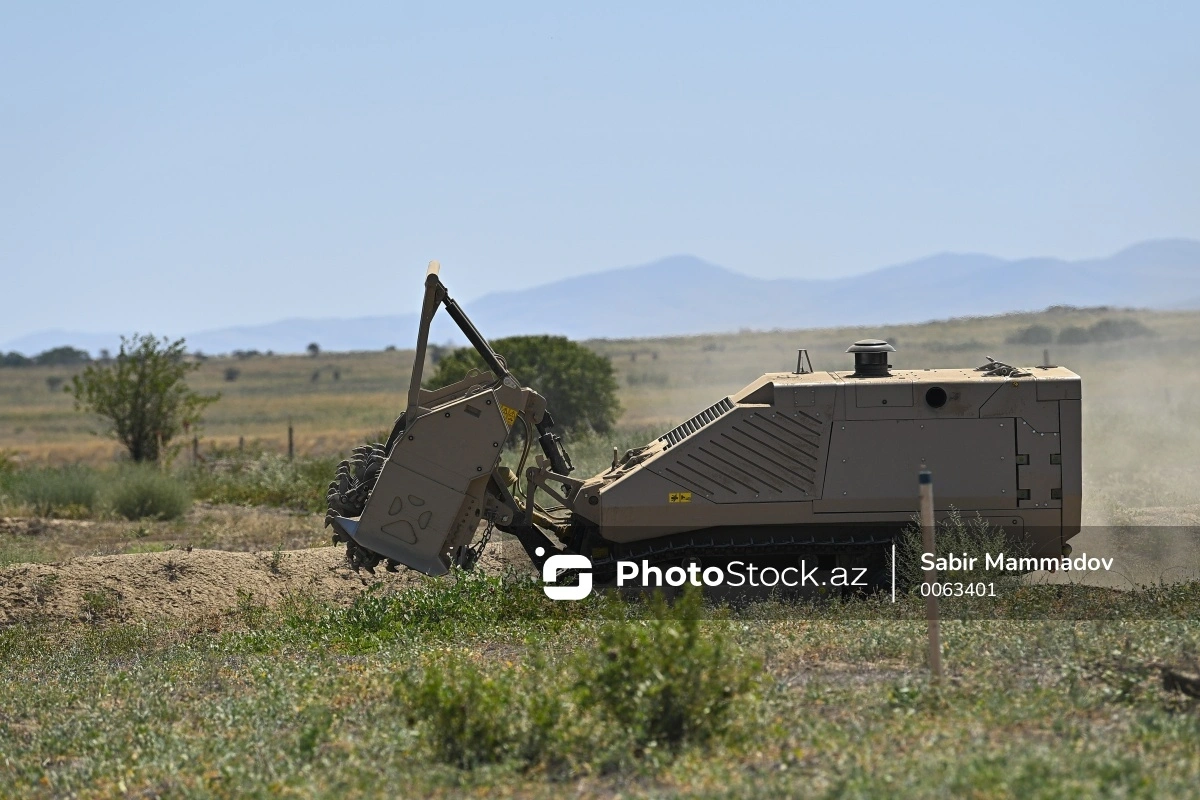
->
[326,264,1081,582]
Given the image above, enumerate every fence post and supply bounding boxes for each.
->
[287,420,294,461]
[920,469,943,679]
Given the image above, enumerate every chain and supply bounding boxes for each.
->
[456,520,495,570]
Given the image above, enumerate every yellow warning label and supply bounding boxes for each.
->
[499,404,519,428]
[668,492,692,504]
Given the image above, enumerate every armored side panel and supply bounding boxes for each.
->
[587,364,1082,555]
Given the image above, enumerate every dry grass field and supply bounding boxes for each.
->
[3,304,1200,576]
[3,305,1198,464]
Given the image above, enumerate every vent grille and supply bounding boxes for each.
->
[654,409,828,503]
[658,398,735,449]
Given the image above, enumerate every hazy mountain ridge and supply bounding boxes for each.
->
[6,239,1199,356]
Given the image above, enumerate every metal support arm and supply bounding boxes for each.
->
[406,261,512,423]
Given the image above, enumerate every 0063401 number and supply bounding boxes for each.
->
[920,582,995,597]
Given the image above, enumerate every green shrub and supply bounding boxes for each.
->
[395,586,759,772]
[108,467,191,520]
[893,508,1025,590]
[575,588,759,753]
[398,656,547,769]
[186,453,338,512]
[11,466,100,518]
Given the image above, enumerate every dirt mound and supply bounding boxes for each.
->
[0,545,523,625]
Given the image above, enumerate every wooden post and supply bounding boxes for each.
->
[238,436,245,455]
[192,435,199,465]
[287,420,294,461]
[920,469,943,679]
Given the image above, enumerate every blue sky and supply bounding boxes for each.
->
[2,2,1197,343]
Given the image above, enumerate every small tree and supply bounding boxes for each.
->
[307,342,320,357]
[69,334,220,462]
[34,346,91,366]
[426,335,621,433]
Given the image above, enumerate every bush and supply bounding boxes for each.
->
[108,468,191,520]
[398,656,554,769]
[393,586,759,772]
[186,453,338,512]
[575,588,758,753]
[1057,326,1092,345]
[426,335,621,433]
[1006,324,1054,345]
[1088,318,1154,342]
[893,508,1025,590]
[10,466,100,518]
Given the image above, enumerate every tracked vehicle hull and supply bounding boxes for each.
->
[569,361,1081,570]
[328,266,1081,579]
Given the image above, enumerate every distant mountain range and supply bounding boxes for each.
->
[5,239,1200,356]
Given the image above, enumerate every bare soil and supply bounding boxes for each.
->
[0,544,522,625]
[0,503,334,563]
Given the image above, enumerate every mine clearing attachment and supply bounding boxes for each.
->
[327,265,1083,585]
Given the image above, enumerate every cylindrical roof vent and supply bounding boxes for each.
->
[847,339,895,377]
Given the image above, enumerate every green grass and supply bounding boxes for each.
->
[2,581,1200,797]
[0,536,53,567]
[0,431,666,521]
[0,451,351,518]
[0,463,194,521]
